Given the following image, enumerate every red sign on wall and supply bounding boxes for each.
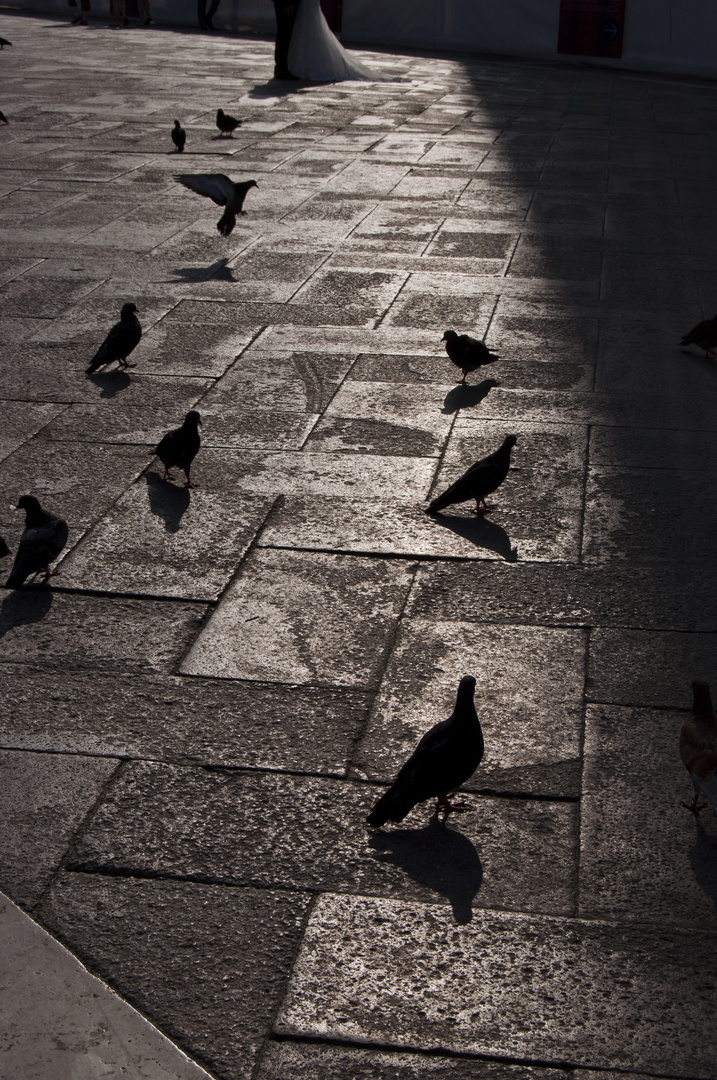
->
[558,0,626,59]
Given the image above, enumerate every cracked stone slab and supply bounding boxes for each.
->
[39,874,312,1080]
[0,893,214,1080]
[275,893,717,1077]
[579,704,717,930]
[181,548,414,688]
[57,482,275,601]
[71,763,577,922]
[357,620,586,796]
[201,350,355,414]
[587,628,717,708]
[0,750,118,909]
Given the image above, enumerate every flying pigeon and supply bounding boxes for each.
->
[426,434,517,516]
[680,680,717,817]
[153,410,202,488]
[0,112,8,124]
[0,38,11,48]
[679,315,717,358]
[5,496,69,588]
[443,329,500,385]
[0,536,9,558]
[86,302,142,375]
[216,108,241,136]
[171,120,186,152]
[367,676,484,828]
[175,174,257,236]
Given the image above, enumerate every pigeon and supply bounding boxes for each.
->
[0,38,11,48]
[0,536,9,558]
[153,410,202,488]
[679,315,717,358]
[443,329,500,385]
[216,108,241,136]
[0,112,8,124]
[86,303,142,375]
[680,680,717,817]
[426,434,517,516]
[175,174,257,236]
[367,676,484,828]
[5,496,69,588]
[171,120,186,152]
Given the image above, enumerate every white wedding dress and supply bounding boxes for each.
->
[287,0,389,82]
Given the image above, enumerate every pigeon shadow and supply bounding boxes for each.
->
[426,511,518,561]
[85,369,132,399]
[441,378,500,415]
[168,258,236,284]
[0,586,53,641]
[146,471,191,534]
[368,813,483,924]
[689,819,717,914]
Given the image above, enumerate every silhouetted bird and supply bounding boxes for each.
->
[175,174,257,236]
[216,108,241,136]
[679,315,717,358]
[153,410,202,488]
[0,111,8,124]
[171,119,186,152]
[5,496,68,588]
[0,536,9,558]
[443,329,500,385]
[680,680,717,817]
[86,303,142,374]
[0,38,12,48]
[426,434,517,516]
[367,676,484,828]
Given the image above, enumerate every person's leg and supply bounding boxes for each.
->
[198,0,206,27]
[273,0,297,77]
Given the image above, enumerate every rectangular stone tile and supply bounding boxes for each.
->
[0,749,119,909]
[0,401,65,464]
[201,350,354,413]
[580,704,717,930]
[181,548,414,688]
[0,275,101,318]
[0,593,206,674]
[0,665,368,776]
[489,312,599,364]
[290,269,407,319]
[276,894,717,1076]
[57,482,275,601]
[382,274,496,330]
[589,424,717,470]
[40,874,312,1080]
[72,763,577,921]
[357,621,586,796]
[137,323,255,378]
[587,629,717,708]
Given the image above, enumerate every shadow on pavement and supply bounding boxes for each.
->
[427,510,518,561]
[146,471,191,533]
[0,587,53,640]
[442,378,500,415]
[85,369,132,399]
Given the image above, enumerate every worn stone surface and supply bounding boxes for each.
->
[39,874,312,1080]
[276,894,717,1076]
[587,629,717,708]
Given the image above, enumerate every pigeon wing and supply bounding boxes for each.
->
[176,174,236,207]
[6,518,68,587]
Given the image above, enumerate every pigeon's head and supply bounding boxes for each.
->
[442,330,457,342]
[120,302,138,319]
[16,494,43,519]
[246,180,258,190]
[185,410,202,427]
[217,109,225,118]
[504,434,518,449]
[174,119,181,127]
[692,680,714,716]
[456,675,477,703]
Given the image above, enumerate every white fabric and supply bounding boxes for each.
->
[288,0,387,81]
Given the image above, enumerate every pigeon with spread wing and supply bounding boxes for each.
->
[175,174,257,236]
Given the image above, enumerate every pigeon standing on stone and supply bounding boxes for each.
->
[0,37,12,48]
[153,410,202,488]
[426,434,517,516]
[171,120,186,152]
[86,303,142,375]
[175,174,257,236]
[443,329,500,385]
[5,496,69,588]
[679,315,717,358]
[0,536,9,558]
[680,680,717,816]
[216,108,241,136]
[367,676,484,828]
[0,112,8,124]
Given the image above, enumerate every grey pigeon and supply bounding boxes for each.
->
[443,329,500,385]
[680,315,717,358]
[216,108,241,136]
[5,496,68,588]
[0,535,9,558]
[0,38,11,48]
[153,410,202,488]
[426,434,517,516]
[175,174,257,236]
[86,303,142,374]
[0,112,8,124]
[171,119,186,152]
[367,676,484,828]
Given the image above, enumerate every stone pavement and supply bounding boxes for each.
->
[1,10,717,1080]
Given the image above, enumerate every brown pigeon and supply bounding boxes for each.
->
[175,174,257,236]
[680,680,717,816]
[216,108,241,136]
[443,329,500,385]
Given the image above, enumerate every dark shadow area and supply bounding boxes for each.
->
[442,378,499,415]
[146,471,191,534]
[0,587,53,640]
[368,812,482,924]
[85,369,132,399]
[167,258,236,284]
[247,80,310,100]
[426,510,517,561]
[689,819,717,915]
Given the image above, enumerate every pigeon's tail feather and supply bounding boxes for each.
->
[426,484,463,515]
[217,210,236,237]
[86,346,107,375]
[366,788,417,828]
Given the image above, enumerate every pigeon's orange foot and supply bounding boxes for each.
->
[239,211,248,216]
[40,567,60,580]
[437,794,470,818]
[162,470,176,482]
[183,479,197,489]
[118,359,136,369]
[682,798,708,816]
[475,501,496,515]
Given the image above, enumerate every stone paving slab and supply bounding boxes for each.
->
[71,763,577,922]
[579,704,717,930]
[39,874,312,1080]
[181,548,415,688]
[0,401,65,464]
[275,894,717,1076]
[587,629,717,708]
[0,750,118,909]
[200,349,355,414]
[356,620,585,796]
